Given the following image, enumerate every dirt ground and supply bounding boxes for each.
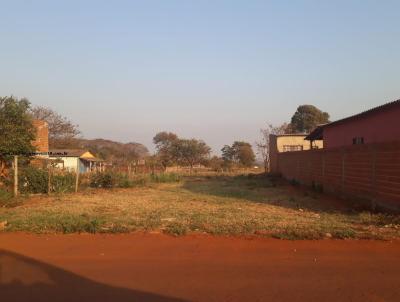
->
[1,233,399,302]
[2,175,399,239]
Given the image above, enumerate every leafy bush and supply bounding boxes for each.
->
[0,188,16,207]
[15,166,77,194]
[19,166,48,194]
[90,172,135,188]
[90,172,116,188]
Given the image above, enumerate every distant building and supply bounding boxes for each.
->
[49,149,104,173]
[306,99,400,149]
[269,134,323,173]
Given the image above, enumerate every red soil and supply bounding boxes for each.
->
[1,233,399,302]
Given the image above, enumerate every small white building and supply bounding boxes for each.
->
[49,149,104,173]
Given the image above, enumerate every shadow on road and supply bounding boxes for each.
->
[0,249,188,302]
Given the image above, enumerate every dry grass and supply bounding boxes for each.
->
[0,174,399,239]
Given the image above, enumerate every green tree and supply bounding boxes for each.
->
[173,139,211,171]
[222,141,255,168]
[221,145,234,162]
[290,105,330,133]
[232,141,255,167]
[153,132,211,172]
[153,132,179,170]
[0,96,36,176]
[0,96,36,156]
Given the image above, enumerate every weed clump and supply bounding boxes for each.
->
[90,172,181,189]
[150,173,181,183]
[164,222,187,236]
[57,216,102,234]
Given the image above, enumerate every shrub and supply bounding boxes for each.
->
[116,174,134,188]
[55,214,103,233]
[0,188,12,200]
[131,175,148,186]
[89,172,180,189]
[90,172,116,188]
[150,173,181,183]
[164,222,187,236]
[19,166,48,194]
[90,172,135,189]
[51,172,75,193]
[0,188,15,207]
[16,166,77,194]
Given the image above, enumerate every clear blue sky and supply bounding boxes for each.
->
[1,1,399,154]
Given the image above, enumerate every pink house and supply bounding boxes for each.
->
[306,99,400,148]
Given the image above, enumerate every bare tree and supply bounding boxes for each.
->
[30,106,80,148]
[256,123,289,173]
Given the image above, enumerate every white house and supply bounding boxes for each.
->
[48,149,104,173]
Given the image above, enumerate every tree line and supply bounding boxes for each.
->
[1,95,330,176]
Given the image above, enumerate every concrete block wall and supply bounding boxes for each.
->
[277,141,400,210]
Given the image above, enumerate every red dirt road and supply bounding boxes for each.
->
[1,233,399,302]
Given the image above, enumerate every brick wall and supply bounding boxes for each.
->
[277,141,400,210]
[32,120,49,153]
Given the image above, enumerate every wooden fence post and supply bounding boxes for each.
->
[75,160,79,193]
[13,155,18,197]
[48,164,51,195]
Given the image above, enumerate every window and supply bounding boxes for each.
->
[282,145,303,152]
[352,137,364,145]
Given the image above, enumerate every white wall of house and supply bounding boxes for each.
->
[55,157,80,172]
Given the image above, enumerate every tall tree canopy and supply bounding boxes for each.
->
[0,96,36,158]
[174,138,211,169]
[153,132,179,169]
[153,132,211,170]
[30,106,80,148]
[221,145,235,163]
[290,105,330,133]
[222,141,255,167]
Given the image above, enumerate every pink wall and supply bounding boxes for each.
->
[324,105,400,148]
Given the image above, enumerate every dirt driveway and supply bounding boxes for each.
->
[1,233,399,302]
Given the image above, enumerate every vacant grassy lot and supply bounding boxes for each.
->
[0,174,399,239]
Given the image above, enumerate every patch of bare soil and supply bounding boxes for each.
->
[1,233,399,302]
